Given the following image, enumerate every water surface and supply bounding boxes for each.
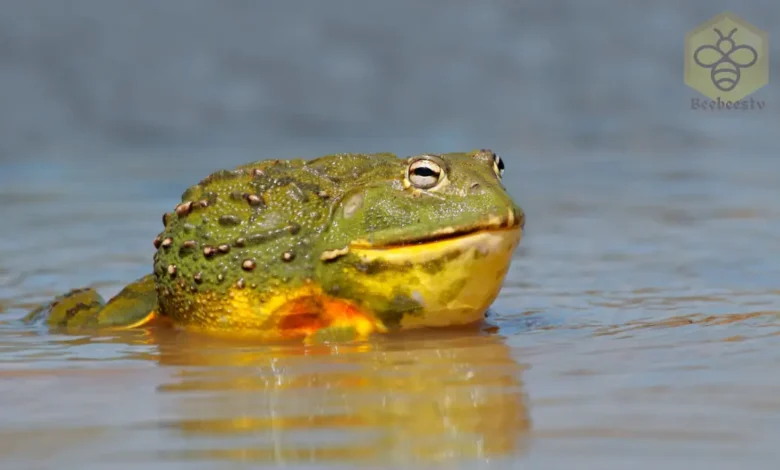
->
[2,149,779,469]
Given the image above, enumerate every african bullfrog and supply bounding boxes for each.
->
[26,150,525,342]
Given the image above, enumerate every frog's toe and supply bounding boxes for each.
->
[24,288,105,328]
[24,275,161,331]
[89,275,160,329]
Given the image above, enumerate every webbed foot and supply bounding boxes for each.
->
[24,275,160,330]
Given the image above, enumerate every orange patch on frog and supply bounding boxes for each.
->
[275,295,383,338]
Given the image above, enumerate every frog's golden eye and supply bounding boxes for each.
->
[492,153,505,179]
[407,157,444,190]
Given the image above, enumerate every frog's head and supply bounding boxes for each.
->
[316,149,525,329]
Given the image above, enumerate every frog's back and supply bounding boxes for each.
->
[152,153,398,334]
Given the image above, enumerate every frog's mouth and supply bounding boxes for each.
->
[349,207,524,250]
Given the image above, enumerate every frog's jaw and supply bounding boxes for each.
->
[345,226,523,329]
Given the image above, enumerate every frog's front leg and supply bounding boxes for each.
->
[24,274,160,330]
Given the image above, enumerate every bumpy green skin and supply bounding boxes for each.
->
[153,150,522,328]
[153,157,327,325]
[27,150,523,331]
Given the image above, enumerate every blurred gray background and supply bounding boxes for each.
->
[1,0,777,165]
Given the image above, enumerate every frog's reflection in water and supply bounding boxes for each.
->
[151,328,531,465]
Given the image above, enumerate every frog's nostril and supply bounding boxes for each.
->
[470,182,481,193]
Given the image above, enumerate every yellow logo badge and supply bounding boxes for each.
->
[685,12,769,106]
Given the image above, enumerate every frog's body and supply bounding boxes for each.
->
[26,150,524,342]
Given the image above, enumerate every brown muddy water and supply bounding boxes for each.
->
[1,1,780,469]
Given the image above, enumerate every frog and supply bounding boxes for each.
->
[25,149,525,342]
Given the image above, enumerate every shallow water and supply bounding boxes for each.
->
[2,1,780,469]
[2,149,779,469]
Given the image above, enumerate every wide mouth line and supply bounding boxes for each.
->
[352,222,522,250]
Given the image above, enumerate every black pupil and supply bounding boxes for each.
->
[495,156,504,172]
[413,167,438,178]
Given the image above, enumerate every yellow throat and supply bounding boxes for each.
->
[348,226,523,329]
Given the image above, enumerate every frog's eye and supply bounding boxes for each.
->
[492,153,505,179]
[407,158,444,190]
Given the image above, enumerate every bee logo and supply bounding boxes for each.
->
[684,12,769,102]
[693,27,758,92]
